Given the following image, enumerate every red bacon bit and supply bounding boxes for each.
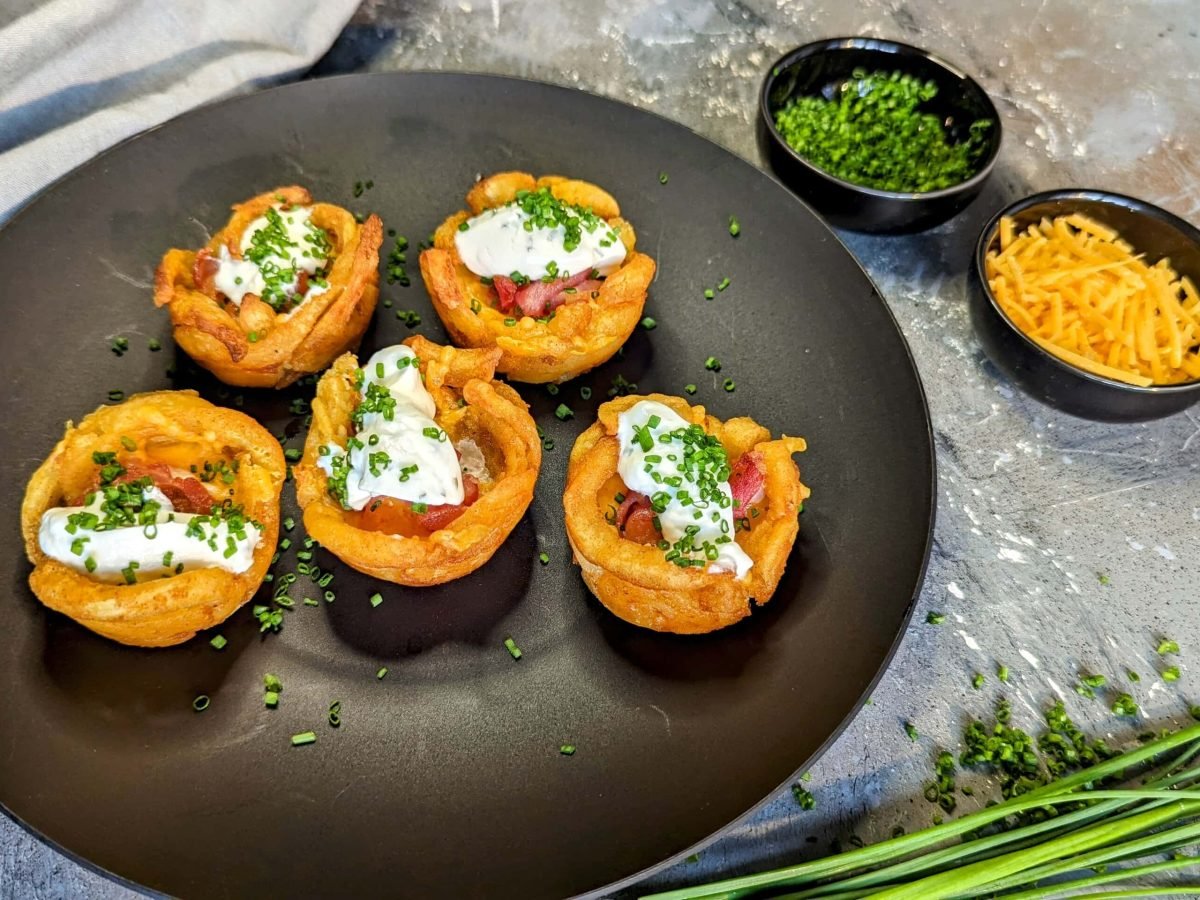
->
[614,490,659,545]
[355,474,481,537]
[415,474,481,531]
[513,269,594,318]
[81,461,214,514]
[729,451,766,512]
[493,275,518,313]
[296,271,309,296]
[192,248,219,298]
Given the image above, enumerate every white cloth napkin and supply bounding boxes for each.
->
[0,0,360,224]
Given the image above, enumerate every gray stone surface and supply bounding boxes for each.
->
[4,0,1200,897]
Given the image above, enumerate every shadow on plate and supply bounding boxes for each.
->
[593,521,829,682]
[321,515,537,660]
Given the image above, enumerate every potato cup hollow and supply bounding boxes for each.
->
[21,391,286,647]
[294,336,541,586]
[563,393,810,634]
[154,186,383,388]
[419,171,656,384]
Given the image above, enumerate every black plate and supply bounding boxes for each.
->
[0,73,933,899]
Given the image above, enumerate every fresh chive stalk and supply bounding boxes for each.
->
[640,724,1200,900]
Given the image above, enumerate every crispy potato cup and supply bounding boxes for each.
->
[154,186,383,388]
[295,336,541,586]
[21,392,286,647]
[563,394,809,634]
[419,172,656,383]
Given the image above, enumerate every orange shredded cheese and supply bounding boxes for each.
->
[986,213,1200,387]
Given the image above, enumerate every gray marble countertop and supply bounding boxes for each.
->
[4,1,1199,897]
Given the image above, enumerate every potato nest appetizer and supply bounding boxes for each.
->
[294,336,541,586]
[563,393,809,634]
[154,186,383,388]
[21,391,286,647]
[419,171,656,383]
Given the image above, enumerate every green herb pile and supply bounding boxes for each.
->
[773,68,992,193]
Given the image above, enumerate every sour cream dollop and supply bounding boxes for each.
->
[39,486,261,584]
[454,203,626,281]
[213,204,331,307]
[317,345,465,511]
[616,400,754,580]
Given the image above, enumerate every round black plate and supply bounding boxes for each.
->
[0,73,933,899]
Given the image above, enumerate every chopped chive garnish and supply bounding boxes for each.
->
[723,378,736,392]
[1157,639,1180,655]
[926,611,946,625]
[504,637,522,660]
[659,172,669,184]
[264,690,279,708]
[559,744,576,756]
[704,356,721,371]
[147,338,162,351]
[192,694,209,712]
[684,383,697,395]
[264,673,282,692]
[729,215,741,237]
[376,666,388,679]
[538,552,550,565]
[328,700,342,728]
[284,448,301,462]
[641,316,657,330]
[997,665,1010,683]
[717,277,731,292]
[971,672,985,690]
[283,516,295,531]
[369,592,383,608]
[303,597,319,607]
[209,634,227,650]
[903,721,919,741]
[291,731,317,746]
[554,403,574,421]
[120,435,137,451]
[704,288,714,300]
[1163,666,1181,682]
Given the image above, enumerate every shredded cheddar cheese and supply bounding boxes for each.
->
[986,213,1200,387]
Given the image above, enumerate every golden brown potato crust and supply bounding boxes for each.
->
[419,172,655,384]
[294,336,541,586]
[563,393,810,634]
[20,392,286,647]
[154,186,383,388]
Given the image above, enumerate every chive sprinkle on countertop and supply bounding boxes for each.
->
[291,731,317,747]
[369,592,383,608]
[504,637,522,660]
[559,744,576,756]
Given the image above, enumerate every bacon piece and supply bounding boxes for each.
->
[513,269,593,318]
[355,474,481,536]
[192,248,219,298]
[296,271,309,296]
[416,474,481,532]
[614,490,659,545]
[80,460,215,514]
[729,451,766,512]
[493,275,518,313]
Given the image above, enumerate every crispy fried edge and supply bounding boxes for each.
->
[294,338,541,586]
[20,391,286,647]
[563,393,809,634]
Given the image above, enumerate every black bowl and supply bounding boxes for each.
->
[758,38,1002,234]
[969,189,1200,422]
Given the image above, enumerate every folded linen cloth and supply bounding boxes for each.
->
[0,0,360,224]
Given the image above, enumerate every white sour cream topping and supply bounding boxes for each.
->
[454,204,626,280]
[213,204,330,306]
[318,345,465,511]
[38,486,260,584]
[616,400,754,580]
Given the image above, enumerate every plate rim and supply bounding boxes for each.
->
[0,69,937,899]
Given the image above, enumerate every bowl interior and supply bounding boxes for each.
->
[978,192,1200,390]
[765,40,1001,191]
